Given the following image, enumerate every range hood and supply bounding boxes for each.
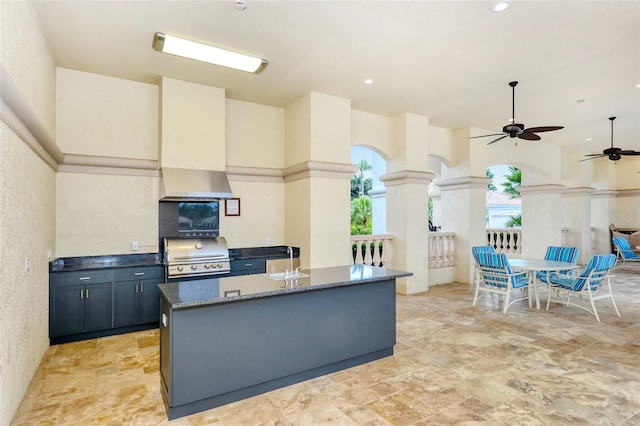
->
[160,168,233,201]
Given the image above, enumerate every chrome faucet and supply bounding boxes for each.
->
[287,246,294,275]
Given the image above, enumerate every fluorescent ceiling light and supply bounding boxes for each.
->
[152,32,268,74]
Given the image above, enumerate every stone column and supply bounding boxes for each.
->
[519,184,566,258]
[436,176,490,284]
[284,92,357,269]
[381,112,434,294]
[370,152,387,234]
[562,187,596,263]
[591,190,619,254]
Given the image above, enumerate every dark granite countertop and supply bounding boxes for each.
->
[49,246,299,273]
[49,253,163,273]
[158,265,412,310]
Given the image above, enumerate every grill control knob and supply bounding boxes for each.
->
[191,265,197,270]
[195,243,203,249]
[177,266,183,272]
[204,264,210,269]
[217,263,223,268]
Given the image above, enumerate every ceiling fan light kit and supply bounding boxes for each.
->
[152,32,268,74]
[580,116,640,162]
[470,81,564,145]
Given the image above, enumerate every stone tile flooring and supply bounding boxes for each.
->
[11,269,640,425]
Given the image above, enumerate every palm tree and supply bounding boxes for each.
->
[350,196,372,235]
[502,166,521,199]
[356,159,372,197]
[505,214,522,228]
[486,168,497,192]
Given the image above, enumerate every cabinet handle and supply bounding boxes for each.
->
[244,263,252,267]
[79,276,91,281]
[134,272,145,276]
[86,289,89,298]
[135,284,139,294]
[80,289,84,299]
[140,283,144,293]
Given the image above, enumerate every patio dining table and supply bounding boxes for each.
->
[509,259,576,309]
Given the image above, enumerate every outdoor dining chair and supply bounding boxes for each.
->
[545,253,619,322]
[536,246,579,281]
[470,245,495,293]
[472,251,529,314]
[612,237,640,269]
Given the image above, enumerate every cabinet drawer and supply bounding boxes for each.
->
[230,259,266,275]
[114,266,163,282]
[52,270,112,286]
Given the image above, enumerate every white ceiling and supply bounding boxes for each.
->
[33,0,640,155]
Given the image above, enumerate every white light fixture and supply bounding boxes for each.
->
[491,1,509,12]
[153,32,268,74]
[364,79,374,85]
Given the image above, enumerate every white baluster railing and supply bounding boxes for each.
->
[486,228,522,254]
[428,232,456,268]
[351,234,393,268]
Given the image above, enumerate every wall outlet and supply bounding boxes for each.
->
[25,257,30,272]
[265,237,271,245]
[131,242,139,251]
[47,248,53,259]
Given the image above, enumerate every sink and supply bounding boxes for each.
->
[266,272,309,281]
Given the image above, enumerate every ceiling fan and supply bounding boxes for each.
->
[580,117,640,162]
[470,81,564,145]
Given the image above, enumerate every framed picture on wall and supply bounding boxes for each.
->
[225,198,241,216]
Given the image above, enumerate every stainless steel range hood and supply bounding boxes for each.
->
[160,167,233,201]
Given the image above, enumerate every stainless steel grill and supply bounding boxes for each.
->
[163,237,230,280]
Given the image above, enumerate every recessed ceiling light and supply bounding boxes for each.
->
[491,1,509,13]
[636,83,640,88]
[586,138,592,141]
[364,79,374,85]
[576,99,586,103]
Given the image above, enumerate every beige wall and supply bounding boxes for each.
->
[222,180,285,248]
[56,68,159,159]
[160,77,226,170]
[0,2,57,424]
[55,70,161,256]
[56,172,159,256]
[226,99,284,169]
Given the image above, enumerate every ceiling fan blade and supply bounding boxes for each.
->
[523,126,564,133]
[469,133,506,139]
[517,132,541,141]
[579,154,606,162]
[619,150,640,156]
[487,135,509,145]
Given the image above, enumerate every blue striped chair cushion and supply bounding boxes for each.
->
[547,254,615,292]
[537,246,579,281]
[612,237,640,260]
[474,252,528,289]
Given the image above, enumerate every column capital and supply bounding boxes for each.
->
[562,187,596,197]
[380,170,436,186]
[283,161,358,182]
[519,184,566,195]
[435,176,489,191]
[368,188,386,198]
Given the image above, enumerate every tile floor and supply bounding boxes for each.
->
[11,268,640,425]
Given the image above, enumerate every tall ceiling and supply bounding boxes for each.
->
[33,0,640,155]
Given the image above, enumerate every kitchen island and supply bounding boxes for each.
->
[158,264,412,420]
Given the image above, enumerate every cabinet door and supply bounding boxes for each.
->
[113,281,140,327]
[139,279,162,324]
[84,282,113,332]
[52,285,85,337]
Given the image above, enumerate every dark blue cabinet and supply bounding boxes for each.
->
[50,271,113,338]
[114,266,163,327]
[50,265,163,343]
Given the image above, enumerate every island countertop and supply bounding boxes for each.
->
[158,264,412,310]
